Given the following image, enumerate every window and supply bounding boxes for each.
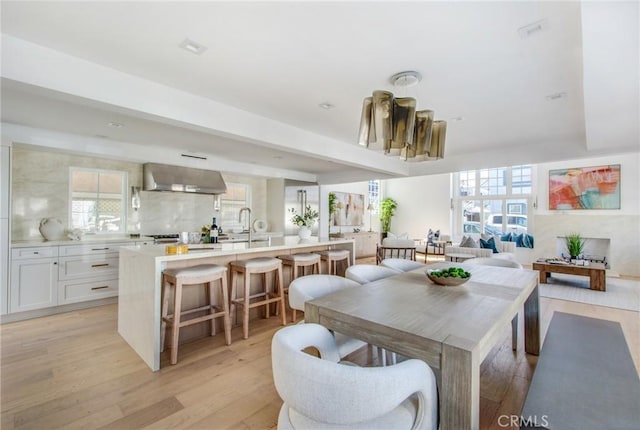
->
[512,165,532,194]
[218,183,251,231]
[368,180,380,213]
[70,168,126,233]
[453,166,533,236]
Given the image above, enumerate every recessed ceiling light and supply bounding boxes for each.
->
[318,102,335,110]
[273,155,284,159]
[179,38,207,55]
[108,122,124,128]
[450,116,465,122]
[94,134,108,139]
[546,92,567,101]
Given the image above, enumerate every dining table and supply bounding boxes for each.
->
[305,262,540,430]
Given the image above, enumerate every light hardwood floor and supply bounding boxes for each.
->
[1,296,638,429]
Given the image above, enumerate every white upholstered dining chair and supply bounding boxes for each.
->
[345,264,401,284]
[271,323,438,430]
[287,274,366,358]
[381,258,426,272]
[464,257,523,269]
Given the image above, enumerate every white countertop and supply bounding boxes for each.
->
[12,236,147,248]
[120,236,355,262]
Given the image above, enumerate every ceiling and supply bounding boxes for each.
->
[1,1,638,184]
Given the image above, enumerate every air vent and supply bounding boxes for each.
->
[546,92,567,101]
[518,19,549,39]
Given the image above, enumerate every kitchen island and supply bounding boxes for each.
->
[118,236,354,371]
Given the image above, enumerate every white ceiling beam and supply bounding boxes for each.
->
[1,35,409,178]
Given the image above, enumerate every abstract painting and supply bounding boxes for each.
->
[331,192,365,226]
[549,164,621,210]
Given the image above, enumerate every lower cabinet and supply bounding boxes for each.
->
[10,242,126,314]
[340,232,379,259]
[10,253,58,312]
[58,277,119,305]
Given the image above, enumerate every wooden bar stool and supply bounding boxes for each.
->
[318,249,351,276]
[277,253,321,322]
[229,257,287,339]
[161,264,231,365]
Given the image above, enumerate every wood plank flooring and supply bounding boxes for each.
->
[1,295,638,429]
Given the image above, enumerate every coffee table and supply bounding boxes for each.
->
[532,261,606,291]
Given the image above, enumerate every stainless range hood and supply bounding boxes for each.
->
[143,163,227,195]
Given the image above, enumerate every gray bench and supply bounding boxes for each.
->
[520,312,640,429]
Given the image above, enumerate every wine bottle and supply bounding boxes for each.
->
[211,217,219,243]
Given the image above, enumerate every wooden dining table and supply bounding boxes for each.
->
[305,262,540,430]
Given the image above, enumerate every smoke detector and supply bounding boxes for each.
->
[390,71,422,88]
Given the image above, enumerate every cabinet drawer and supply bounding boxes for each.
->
[12,246,58,260]
[58,255,119,280]
[58,278,118,304]
[58,242,127,257]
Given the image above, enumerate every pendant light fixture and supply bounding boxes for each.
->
[358,71,446,161]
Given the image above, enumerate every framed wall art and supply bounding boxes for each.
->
[549,164,620,210]
[331,192,365,226]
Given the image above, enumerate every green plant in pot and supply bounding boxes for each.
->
[379,197,398,239]
[328,192,337,235]
[565,233,585,259]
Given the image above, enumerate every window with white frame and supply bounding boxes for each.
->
[218,183,251,232]
[70,168,126,233]
[453,166,533,236]
[368,180,380,213]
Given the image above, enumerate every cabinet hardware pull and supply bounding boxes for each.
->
[91,286,109,290]
[91,263,110,268]
[33,251,39,254]
[91,248,110,251]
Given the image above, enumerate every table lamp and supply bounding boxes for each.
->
[336,202,344,236]
[367,203,374,232]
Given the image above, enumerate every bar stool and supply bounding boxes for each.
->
[277,253,321,322]
[229,257,287,339]
[161,264,231,365]
[318,249,351,275]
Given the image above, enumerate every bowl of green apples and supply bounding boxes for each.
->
[426,266,471,286]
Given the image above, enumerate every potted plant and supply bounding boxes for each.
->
[289,205,319,239]
[328,192,337,236]
[379,197,397,240]
[565,233,585,260]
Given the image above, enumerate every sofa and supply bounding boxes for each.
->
[446,236,516,261]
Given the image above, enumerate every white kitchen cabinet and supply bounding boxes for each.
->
[57,242,123,305]
[58,277,119,304]
[10,247,59,312]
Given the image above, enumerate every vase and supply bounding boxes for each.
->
[298,226,312,240]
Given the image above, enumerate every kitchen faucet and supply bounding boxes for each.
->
[239,207,252,245]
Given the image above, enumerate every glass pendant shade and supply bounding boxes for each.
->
[358,86,445,161]
[402,109,434,161]
[427,120,447,160]
[390,97,417,155]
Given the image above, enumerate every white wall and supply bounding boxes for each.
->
[319,182,371,238]
[10,144,270,240]
[383,173,451,239]
[376,152,640,276]
[533,153,640,277]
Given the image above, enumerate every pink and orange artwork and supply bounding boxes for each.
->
[549,165,621,210]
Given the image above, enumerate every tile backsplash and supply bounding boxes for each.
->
[11,144,268,241]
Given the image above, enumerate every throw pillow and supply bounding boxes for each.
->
[460,236,479,248]
[398,232,409,240]
[479,237,499,253]
[514,233,525,248]
[522,234,534,249]
[501,233,513,242]
[387,232,397,240]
